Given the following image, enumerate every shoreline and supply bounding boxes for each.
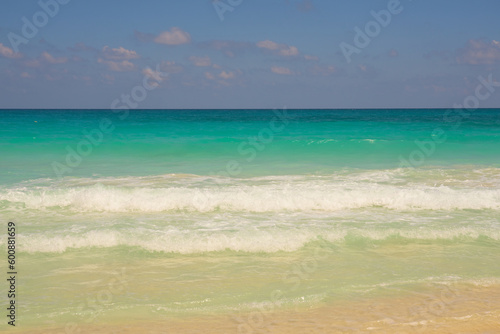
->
[17,283,500,333]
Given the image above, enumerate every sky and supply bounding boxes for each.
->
[0,0,499,109]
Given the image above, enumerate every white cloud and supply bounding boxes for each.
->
[189,56,211,67]
[257,40,299,56]
[280,46,299,56]
[309,65,335,76]
[18,51,67,69]
[205,72,215,80]
[219,70,235,79]
[456,39,500,65]
[98,58,135,72]
[102,46,139,60]
[154,27,191,45]
[142,67,166,85]
[271,66,294,75]
[41,51,67,64]
[0,43,22,59]
[257,40,280,50]
[304,54,319,61]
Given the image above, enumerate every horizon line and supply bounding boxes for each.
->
[1,107,500,111]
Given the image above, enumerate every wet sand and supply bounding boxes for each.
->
[17,283,500,334]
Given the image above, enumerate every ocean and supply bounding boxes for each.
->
[1,108,499,333]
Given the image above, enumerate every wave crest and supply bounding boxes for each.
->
[2,182,500,213]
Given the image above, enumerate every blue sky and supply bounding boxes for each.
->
[1,0,499,109]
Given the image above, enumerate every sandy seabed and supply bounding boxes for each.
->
[13,284,500,334]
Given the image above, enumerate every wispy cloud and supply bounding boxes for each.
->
[203,69,240,87]
[95,46,140,71]
[20,51,67,68]
[201,39,302,59]
[154,27,191,45]
[456,39,500,65]
[271,66,294,75]
[98,59,135,72]
[141,67,166,88]
[304,54,319,61]
[257,40,299,56]
[199,40,252,57]
[219,70,235,79]
[41,51,67,64]
[102,46,139,60]
[204,72,215,80]
[0,43,22,59]
[189,55,211,67]
[308,64,336,76]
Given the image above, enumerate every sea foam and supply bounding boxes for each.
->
[2,182,500,213]
[9,225,500,254]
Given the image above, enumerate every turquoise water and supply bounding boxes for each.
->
[1,109,500,329]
